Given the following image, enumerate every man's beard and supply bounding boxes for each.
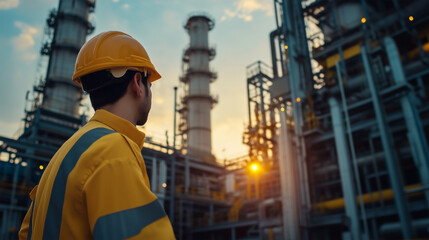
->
[137,112,149,125]
[136,106,150,126]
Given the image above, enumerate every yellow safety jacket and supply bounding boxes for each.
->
[19,110,175,240]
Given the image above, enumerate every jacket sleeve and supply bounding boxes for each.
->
[83,157,171,240]
[19,185,38,240]
[18,202,32,240]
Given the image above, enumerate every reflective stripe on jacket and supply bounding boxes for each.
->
[19,110,175,240]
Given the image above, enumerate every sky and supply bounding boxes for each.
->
[0,0,275,160]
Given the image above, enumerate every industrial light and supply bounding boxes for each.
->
[281,107,285,112]
[284,45,288,50]
[361,17,366,23]
[296,97,301,102]
[39,165,44,170]
[409,16,414,21]
[251,163,259,172]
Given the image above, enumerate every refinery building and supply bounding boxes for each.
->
[1,0,429,239]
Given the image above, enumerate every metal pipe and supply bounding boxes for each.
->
[313,183,422,211]
[173,86,178,150]
[278,108,300,240]
[380,218,429,238]
[273,1,286,76]
[384,37,429,206]
[178,199,183,239]
[258,62,267,127]
[169,154,176,226]
[327,74,367,95]
[368,136,385,208]
[270,30,279,79]
[293,0,313,92]
[247,79,252,129]
[185,155,190,194]
[361,44,416,238]
[281,1,311,230]
[151,158,158,192]
[209,204,213,226]
[231,227,236,240]
[336,58,369,239]
[329,97,361,240]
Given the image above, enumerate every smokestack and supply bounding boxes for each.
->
[41,0,95,117]
[180,13,217,161]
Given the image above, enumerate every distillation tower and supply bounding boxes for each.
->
[21,0,94,148]
[179,13,217,162]
[0,0,94,238]
[41,0,95,117]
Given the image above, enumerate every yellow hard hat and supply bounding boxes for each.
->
[72,31,161,86]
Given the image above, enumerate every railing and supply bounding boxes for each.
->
[246,61,273,79]
[184,12,215,30]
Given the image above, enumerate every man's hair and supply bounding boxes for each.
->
[80,70,148,110]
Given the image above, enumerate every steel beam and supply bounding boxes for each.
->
[329,97,362,240]
[384,37,429,207]
[361,44,416,238]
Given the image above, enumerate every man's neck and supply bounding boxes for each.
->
[100,103,137,126]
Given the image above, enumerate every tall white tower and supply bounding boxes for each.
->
[179,13,217,161]
[41,0,95,117]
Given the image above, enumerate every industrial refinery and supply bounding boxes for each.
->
[1,0,429,239]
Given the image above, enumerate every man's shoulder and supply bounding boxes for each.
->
[58,125,126,155]
[61,124,141,163]
[67,125,122,146]
[83,127,130,150]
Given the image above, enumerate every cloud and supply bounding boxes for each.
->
[122,3,129,9]
[225,9,236,18]
[0,0,19,9]
[221,0,273,22]
[12,21,38,60]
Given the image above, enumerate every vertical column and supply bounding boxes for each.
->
[151,158,158,192]
[159,160,167,207]
[182,14,217,161]
[384,37,429,206]
[278,109,300,240]
[361,44,415,238]
[329,97,362,240]
[42,0,94,117]
[159,160,167,193]
[281,0,311,232]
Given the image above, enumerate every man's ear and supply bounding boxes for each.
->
[130,72,142,97]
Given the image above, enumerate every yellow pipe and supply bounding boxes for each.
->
[313,184,422,211]
[407,42,429,60]
[423,42,429,52]
[326,44,362,68]
[268,228,274,240]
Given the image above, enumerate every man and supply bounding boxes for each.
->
[19,31,176,239]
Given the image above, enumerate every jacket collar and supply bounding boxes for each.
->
[89,109,146,149]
